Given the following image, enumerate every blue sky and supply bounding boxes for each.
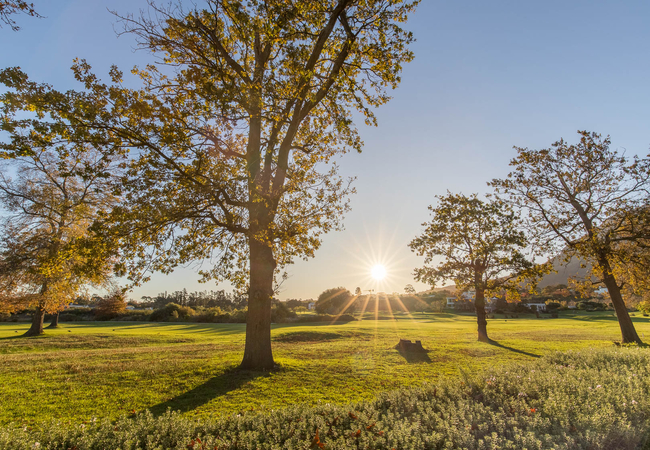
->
[2,0,650,300]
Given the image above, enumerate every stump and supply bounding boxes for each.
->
[396,339,426,353]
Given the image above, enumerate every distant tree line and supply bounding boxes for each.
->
[138,289,248,311]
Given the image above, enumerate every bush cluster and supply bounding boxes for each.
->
[2,348,648,449]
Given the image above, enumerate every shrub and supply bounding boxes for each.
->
[1,348,649,449]
[149,303,195,322]
[227,308,247,323]
[271,302,296,323]
[192,307,225,323]
[636,300,650,314]
[577,300,607,311]
[545,301,562,310]
[315,287,354,314]
[94,293,127,320]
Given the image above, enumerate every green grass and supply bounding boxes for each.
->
[1,311,648,427]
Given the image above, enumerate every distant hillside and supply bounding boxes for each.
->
[538,256,592,287]
[417,285,457,295]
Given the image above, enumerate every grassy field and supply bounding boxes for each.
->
[1,311,649,427]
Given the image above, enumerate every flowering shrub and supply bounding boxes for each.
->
[1,347,648,449]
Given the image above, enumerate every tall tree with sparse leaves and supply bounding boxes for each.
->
[409,193,537,342]
[1,0,418,368]
[490,131,650,344]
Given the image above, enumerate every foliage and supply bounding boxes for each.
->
[545,300,562,310]
[490,131,650,343]
[637,300,650,314]
[315,287,354,314]
[149,303,197,322]
[0,147,120,323]
[403,284,416,295]
[5,0,418,366]
[576,301,607,311]
[143,289,247,310]
[410,193,538,294]
[0,69,125,334]
[1,347,649,449]
[94,291,128,320]
[410,193,542,340]
[271,301,296,323]
[0,0,40,31]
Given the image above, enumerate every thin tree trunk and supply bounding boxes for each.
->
[24,305,45,337]
[240,235,276,370]
[47,312,59,328]
[474,288,489,342]
[601,260,642,344]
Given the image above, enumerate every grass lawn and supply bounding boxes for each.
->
[1,311,648,427]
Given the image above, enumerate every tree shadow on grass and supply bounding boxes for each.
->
[486,340,541,358]
[147,366,270,416]
[395,346,432,363]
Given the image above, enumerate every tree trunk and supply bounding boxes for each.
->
[47,312,59,328]
[24,305,45,337]
[600,260,642,344]
[240,235,276,370]
[474,288,489,342]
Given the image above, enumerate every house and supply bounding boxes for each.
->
[446,297,456,308]
[446,297,474,311]
[307,302,315,311]
[526,302,547,312]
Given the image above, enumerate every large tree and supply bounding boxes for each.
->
[0,74,121,335]
[7,0,417,368]
[409,193,537,342]
[490,131,650,344]
[0,147,120,335]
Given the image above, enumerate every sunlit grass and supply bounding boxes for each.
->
[1,311,648,426]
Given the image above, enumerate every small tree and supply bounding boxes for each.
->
[490,131,650,344]
[404,284,416,295]
[95,290,127,320]
[409,193,537,342]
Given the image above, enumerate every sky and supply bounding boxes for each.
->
[2,0,650,300]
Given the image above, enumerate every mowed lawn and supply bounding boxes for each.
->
[1,311,649,426]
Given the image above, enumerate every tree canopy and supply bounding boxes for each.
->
[1,0,419,367]
[0,73,123,335]
[490,130,650,344]
[409,193,538,341]
[0,146,121,335]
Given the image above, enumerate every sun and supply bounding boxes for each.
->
[370,264,387,281]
